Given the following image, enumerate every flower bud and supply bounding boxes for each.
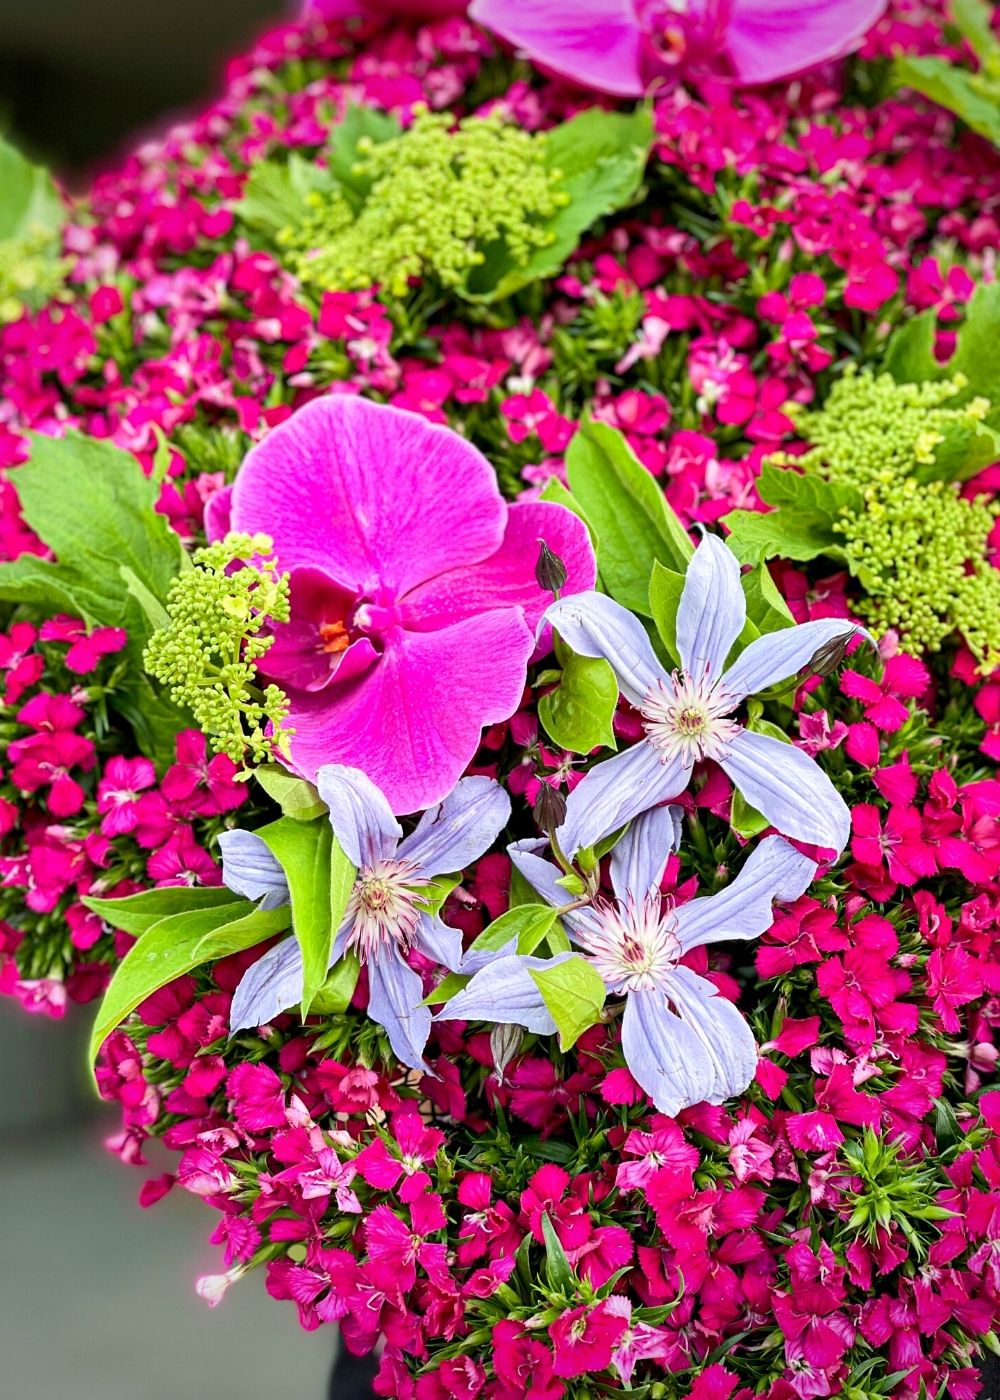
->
[491,1024,524,1084]
[535,539,567,597]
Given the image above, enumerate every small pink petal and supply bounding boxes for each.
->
[469,0,644,98]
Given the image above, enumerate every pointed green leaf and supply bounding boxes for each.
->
[83,885,242,937]
[541,1211,575,1293]
[254,765,328,821]
[648,561,685,664]
[469,903,560,958]
[740,560,795,634]
[310,952,362,1015]
[529,955,606,1049]
[257,817,343,1018]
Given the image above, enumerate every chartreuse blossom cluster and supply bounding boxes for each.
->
[794,368,1000,668]
[281,110,568,297]
[144,532,291,765]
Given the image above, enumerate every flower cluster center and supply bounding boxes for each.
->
[346,857,426,961]
[576,892,681,995]
[641,671,738,765]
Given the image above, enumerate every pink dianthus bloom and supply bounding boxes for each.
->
[227,396,595,813]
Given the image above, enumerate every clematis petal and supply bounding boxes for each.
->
[367,947,433,1074]
[230,936,302,1033]
[719,727,851,853]
[398,776,511,876]
[230,396,507,597]
[558,741,692,859]
[469,0,644,98]
[544,591,666,707]
[218,830,289,910]
[609,805,683,903]
[435,954,569,1035]
[719,617,866,705]
[725,0,887,87]
[400,501,596,651]
[507,837,567,908]
[675,533,745,683]
[293,610,534,814]
[621,971,757,1115]
[315,764,402,868]
[673,835,816,952]
[414,913,465,973]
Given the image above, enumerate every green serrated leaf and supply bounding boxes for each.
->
[529,955,606,1050]
[256,818,337,1019]
[539,477,598,549]
[238,153,336,239]
[254,765,328,821]
[89,899,289,1064]
[539,643,617,754]
[83,884,242,937]
[567,419,693,614]
[467,107,652,303]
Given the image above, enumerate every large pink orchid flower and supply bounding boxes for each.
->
[225,396,595,814]
[301,0,466,20]
[468,0,888,98]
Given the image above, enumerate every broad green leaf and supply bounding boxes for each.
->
[942,281,1000,409]
[721,507,841,566]
[89,900,289,1063]
[922,415,1000,483]
[469,903,560,958]
[648,561,685,664]
[255,765,328,821]
[468,107,653,303]
[538,643,617,754]
[509,864,537,909]
[539,476,599,548]
[0,431,188,766]
[883,310,938,384]
[310,952,361,1015]
[894,55,1000,147]
[740,559,795,634]
[952,0,1000,63]
[83,885,242,938]
[257,817,342,1018]
[756,460,863,517]
[566,419,693,614]
[0,134,62,243]
[529,956,606,1050]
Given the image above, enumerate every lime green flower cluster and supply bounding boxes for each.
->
[145,533,292,765]
[0,226,67,323]
[282,110,568,297]
[793,368,1000,670]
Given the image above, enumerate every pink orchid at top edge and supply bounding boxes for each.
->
[467,0,889,100]
[226,395,596,814]
[300,0,467,22]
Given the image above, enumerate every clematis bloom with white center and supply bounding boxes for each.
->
[545,532,866,858]
[437,806,816,1114]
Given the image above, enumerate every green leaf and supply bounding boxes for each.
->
[541,1211,575,1293]
[566,419,693,614]
[0,431,187,766]
[756,460,863,517]
[722,463,861,568]
[883,309,938,384]
[421,970,471,1006]
[529,956,606,1050]
[254,765,328,821]
[89,899,289,1064]
[468,107,652,303]
[648,561,686,664]
[538,642,617,754]
[326,104,402,206]
[309,952,361,1015]
[740,560,795,634]
[469,903,561,958]
[257,818,350,1019]
[952,0,1000,64]
[894,55,1000,147]
[238,153,336,239]
[539,476,598,548]
[422,873,460,919]
[885,282,1000,438]
[83,885,242,937]
[0,134,62,243]
[730,788,770,840]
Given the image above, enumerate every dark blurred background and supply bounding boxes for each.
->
[0,0,276,178]
[0,5,333,1395]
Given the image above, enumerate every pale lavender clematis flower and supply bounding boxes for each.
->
[225,767,510,1072]
[469,0,887,100]
[437,807,816,1114]
[545,532,866,858]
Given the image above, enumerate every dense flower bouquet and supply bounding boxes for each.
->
[1,0,1000,1395]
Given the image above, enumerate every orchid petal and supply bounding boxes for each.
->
[673,835,816,953]
[414,913,465,974]
[230,936,302,1033]
[675,533,746,683]
[719,727,851,852]
[288,610,533,814]
[622,971,757,1115]
[543,591,665,708]
[397,776,511,877]
[558,741,692,859]
[435,954,568,1035]
[231,396,506,598]
[401,500,596,650]
[315,764,402,868]
[367,947,433,1074]
[726,0,887,87]
[609,805,683,904]
[218,830,289,910]
[720,618,867,705]
[468,0,644,99]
